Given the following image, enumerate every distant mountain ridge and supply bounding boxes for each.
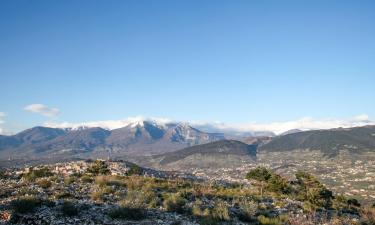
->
[2,123,375,162]
[158,140,257,165]
[139,140,257,170]
[0,121,225,158]
[260,125,375,155]
[279,129,303,136]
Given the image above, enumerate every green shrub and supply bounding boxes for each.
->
[86,160,110,176]
[48,175,58,182]
[295,171,333,210]
[195,200,230,224]
[64,176,77,185]
[11,197,42,213]
[192,204,202,217]
[81,175,93,183]
[0,170,7,179]
[127,165,143,176]
[61,201,79,216]
[102,186,115,194]
[170,221,182,225]
[192,200,205,217]
[121,190,158,209]
[91,190,105,201]
[238,199,258,222]
[347,198,361,207]
[246,167,272,197]
[95,175,124,187]
[211,200,230,221]
[257,214,288,225]
[95,175,109,187]
[23,167,53,181]
[163,193,187,213]
[0,189,11,198]
[200,217,220,225]
[266,174,292,195]
[191,199,211,219]
[37,178,52,188]
[108,207,145,220]
[17,187,32,196]
[54,191,74,199]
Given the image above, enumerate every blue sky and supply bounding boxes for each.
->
[0,0,374,134]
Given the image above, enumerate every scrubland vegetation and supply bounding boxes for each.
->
[1,161,375,224]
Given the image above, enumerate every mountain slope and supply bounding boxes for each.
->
[36,127,111,152]
[106,122,224,155]
[0,127,66,151]
[0,135,20,149]
[140,140,257,170]
[15,126,67,144]
[260,125,375,155]
[0,121,225,158]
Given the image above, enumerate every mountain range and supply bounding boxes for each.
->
[1,121,374,164]
[0,121,224,159]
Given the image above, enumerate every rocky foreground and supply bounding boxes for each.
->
[0,160,374,225]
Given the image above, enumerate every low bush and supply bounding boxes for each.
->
[360,207,375,225]
[0,170,7,179]
[191,200,209,217]
[102,186,115,194]
[23,167,53,181]
[54,191,74,199]
[126,165,143,176]
[238,199,258,222]
[107,206,145,220]
[64,176,76,185]
[86,160,110,176]
[37,178,52,188]
[163,193,187,213]
[17,187,34,196]
[121,189,158,209]
[347,198,361,207]
[0,189,11,198]
[81,175,93,183]
[192,200,230,224]
[211,200,230,221]
[257,214,288,225]
[95,175,124,187]
[61,201,79,216]
[91,190,105,201]
[11,197,42,214]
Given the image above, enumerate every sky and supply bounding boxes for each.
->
[0,0,375,134]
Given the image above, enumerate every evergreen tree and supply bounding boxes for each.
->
[86,160,110,176]
[246,166,272,197]
[267,174,292,195]
[295,171,333,210]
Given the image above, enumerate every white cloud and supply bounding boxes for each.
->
[44,116,173,130]
[0,112,5,135]
[43,114,375,135]
[24,104,60,117]
[354,114,369,122]
[192,114,374,135]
